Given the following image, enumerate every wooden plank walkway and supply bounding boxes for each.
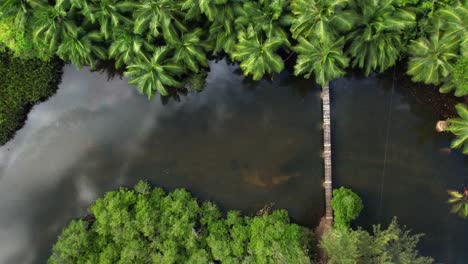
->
[322,83,333,223]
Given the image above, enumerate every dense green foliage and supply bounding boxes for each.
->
[0,51,62,144]
[446,104,468,154]
[320,218,434,264]
[440,57,468,96]
[1,0,466,153]
[48,181,313,264]
[324,188,433,263]
[331,187,363,229]
[447,188,468,218]
[0,0,466,97]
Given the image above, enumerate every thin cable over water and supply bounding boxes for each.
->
[377,68,396,221]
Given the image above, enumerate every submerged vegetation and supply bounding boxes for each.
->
[49,181,314,264]
[0,50,62,144]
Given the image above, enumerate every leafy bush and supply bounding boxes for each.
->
[0,51,62,144]
[440,57,468,97]
[331,187,363,229]
[320,218,434,264]
[446,104,468,155]
[48,181,314,264]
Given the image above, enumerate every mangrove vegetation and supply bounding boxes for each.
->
[48,181,314,264]
[0,50,62,144]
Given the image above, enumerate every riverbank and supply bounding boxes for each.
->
[0,52,63,145]
[393,62,466,120]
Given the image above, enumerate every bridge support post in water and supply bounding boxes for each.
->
[322,83,333,224]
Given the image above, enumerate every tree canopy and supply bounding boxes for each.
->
[446,104,468,155]
[331,187,363,229]
[324,187,433,263]
[48,181,313,264]
[320,218,434,264]
[0,0,466,99]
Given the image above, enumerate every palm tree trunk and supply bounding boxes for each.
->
[322,82,333,224]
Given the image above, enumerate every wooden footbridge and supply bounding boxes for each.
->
[322,83,333,224]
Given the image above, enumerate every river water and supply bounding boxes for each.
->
[0,61,466,263]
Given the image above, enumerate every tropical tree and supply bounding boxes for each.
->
[48,181,313,263]
[231,30,285,81]
[447,188,468,219]
[437,1,467,56]
[347,0,416,75]
[109,28,151,69]
[124,47,184,98]
[132,0,187,42]
[294,37,349,87]
[0,0,45,29]
[80,0,134,40]
[407,32,459,85]
[32,5,78,52]
[330,187,363,229]
[182,0,227,22]
[289,0,356,41]
[440,57,468,97]
[57,30,106,68]
[169,28,210,73]
[445,104,468,154]
[320,218,434,264]
[204,2,238,55]
[235,0,290,41]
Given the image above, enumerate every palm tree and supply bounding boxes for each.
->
[170,28,210,73]
[406,32,459,85]
[437,1,467,56]
[445,104,468,155]
[57,30,106,68]
[203,2,238,55]
[347,0,416,75]
[32,5,78,52]
[132,0,187,43]
[124,47,184,98]
[81,0,134,40]
[207,17,237,55]
[109,28,151,69]
[235,0,290,41]
[447,188,468,218]
[294,37,349,87]
[0,0,45,28]
[290,0,356,41]
[182,0,227,22]
[231,29,285,81]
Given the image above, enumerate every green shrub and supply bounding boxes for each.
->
[48,181,314,264]
[320,218,434,264]
[331,187,363,229]
[0,51,62,145]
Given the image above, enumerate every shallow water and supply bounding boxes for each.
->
[0,61,466,263]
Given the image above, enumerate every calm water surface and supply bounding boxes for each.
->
[0,61,324,263]
[331,72,468,264]
[0,61,466,263]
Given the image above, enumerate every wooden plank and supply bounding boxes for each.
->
[322,83,333,222]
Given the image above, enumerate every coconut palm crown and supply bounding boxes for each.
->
[446,104,468,155]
